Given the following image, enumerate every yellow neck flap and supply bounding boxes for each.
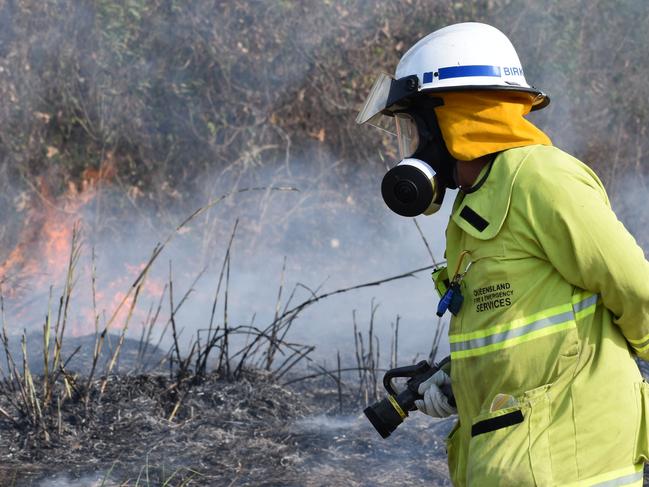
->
[433,91,552,161]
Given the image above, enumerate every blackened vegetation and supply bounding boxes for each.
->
[0,370,454,486]
[0,281,450,486]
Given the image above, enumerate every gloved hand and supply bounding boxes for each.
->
[415,369,457,418]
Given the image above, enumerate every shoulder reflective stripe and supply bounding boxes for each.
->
[563,465,643,487]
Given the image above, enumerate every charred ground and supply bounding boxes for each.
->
[3,360,649,486]
[0,368,452,487]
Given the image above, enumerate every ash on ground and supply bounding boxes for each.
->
[0,371,452,486]
[3,350,649,485]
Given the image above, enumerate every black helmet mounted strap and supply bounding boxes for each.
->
[383,75,420,111]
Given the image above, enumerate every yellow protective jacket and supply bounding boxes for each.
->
[444,145,649,486]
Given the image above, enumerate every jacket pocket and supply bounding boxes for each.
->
[466,384,552,486]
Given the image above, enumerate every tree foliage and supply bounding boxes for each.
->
[0,0,648,244]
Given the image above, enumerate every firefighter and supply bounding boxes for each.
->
[357,22,649,486]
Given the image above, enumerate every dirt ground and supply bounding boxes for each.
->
[3,358,649,486]
[0,371,453,486]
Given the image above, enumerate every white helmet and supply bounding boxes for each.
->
[357,22,548,127]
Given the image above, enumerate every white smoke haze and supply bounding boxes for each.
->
[0,152,453,368]
[1,2,649,486]
[35,474,113,487]
[1,1,647,371]
[296,413,362,431]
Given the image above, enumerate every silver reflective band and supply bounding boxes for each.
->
[591,470,643,487]
[573,293,598,314]
[450,310,574,353]
[397,159,434,179]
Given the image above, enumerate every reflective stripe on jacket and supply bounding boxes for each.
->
[444,145,649,486]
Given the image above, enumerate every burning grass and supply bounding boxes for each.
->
[0,205,448,486]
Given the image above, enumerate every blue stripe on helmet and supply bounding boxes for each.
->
[438,65,501,80]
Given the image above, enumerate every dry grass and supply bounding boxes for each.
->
[0,198,445,485]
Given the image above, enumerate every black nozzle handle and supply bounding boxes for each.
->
[383,356,452,396]
[383,360,433,396]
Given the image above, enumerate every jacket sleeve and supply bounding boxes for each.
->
[517,151,649,361]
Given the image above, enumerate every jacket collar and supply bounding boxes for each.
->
[450,146,532,240]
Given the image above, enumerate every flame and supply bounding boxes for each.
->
[0,156,167,336]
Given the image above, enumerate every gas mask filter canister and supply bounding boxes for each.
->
[380,98,456,217]
[381,158,446,217]
[354,73,455,217]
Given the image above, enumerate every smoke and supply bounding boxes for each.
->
[295,413,361,431]
[1,0,648,371]
[1,0,457,365]
[609,170,649,250]
[3,3,649,487]
[0,145,453,369]
[35,473,114,487]
[83,156,456,359]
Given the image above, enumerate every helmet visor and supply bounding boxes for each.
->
[395,113,419,159]
[356,72,395,126]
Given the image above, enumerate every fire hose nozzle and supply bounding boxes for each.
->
[363,357,454,439]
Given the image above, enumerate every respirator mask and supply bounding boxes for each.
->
[356,73,458,217]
